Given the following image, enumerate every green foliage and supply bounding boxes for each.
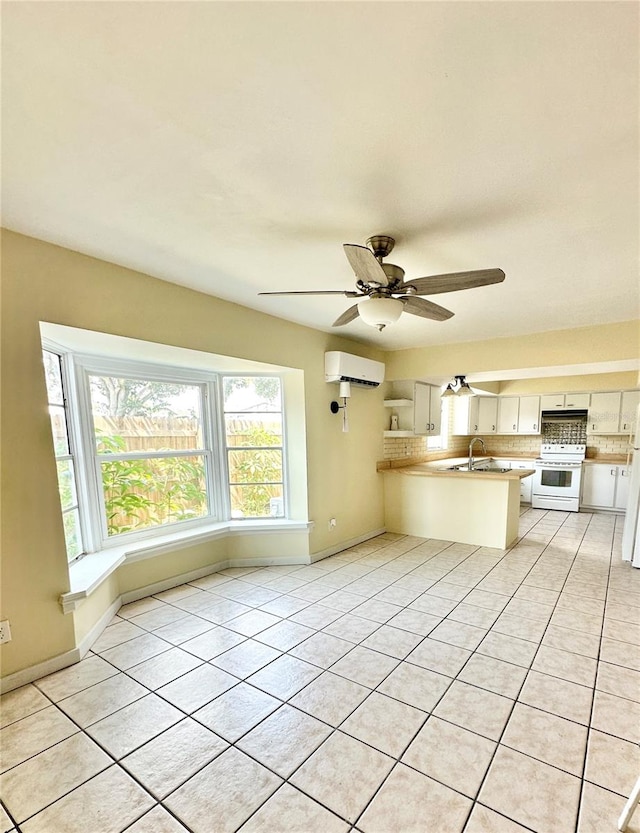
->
[97,434,207,535]
[97,416,284,533]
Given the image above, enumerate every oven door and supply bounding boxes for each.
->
[533,463,582,498]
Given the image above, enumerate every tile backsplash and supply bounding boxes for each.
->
[382,431,631,462]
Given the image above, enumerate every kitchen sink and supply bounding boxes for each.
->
[438,462,512,473]
[472,465,512,473]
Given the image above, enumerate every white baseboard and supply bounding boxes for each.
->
[0,647,81,694]
[77,597,122,659]
[119,554,311,605]
[1,537,381,692]
[309,528,386,563]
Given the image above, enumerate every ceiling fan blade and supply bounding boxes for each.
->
[332,304,360,327]
[398,268,505,296]
[343,244,389,287]
[259,290,361,296]
[400,296,454,321]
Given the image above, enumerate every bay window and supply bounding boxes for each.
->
[41,346,289,556]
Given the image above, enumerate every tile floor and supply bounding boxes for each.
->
[2,507,640,833]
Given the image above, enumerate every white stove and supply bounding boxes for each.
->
[532,444,586,512]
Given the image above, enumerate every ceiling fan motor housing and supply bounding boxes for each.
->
[366,235,396,260]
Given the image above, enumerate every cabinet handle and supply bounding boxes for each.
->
[623,423,629,430]
[622,470,628,477]
[492,425,495,431]
[513,424,516,430]
[611,469,616,476]
[533,424,537,431]
[592,424,596,430]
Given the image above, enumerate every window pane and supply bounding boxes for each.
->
[228,449,283,484]
[43,350,63,404]
[49,406,70,456]
[223,377,281,412]
[56,460,77,511]
[225,414,282,447]
[100,455,208,536]
[89,375,204,453]
[230,484,284,519]
[62,508,83,561]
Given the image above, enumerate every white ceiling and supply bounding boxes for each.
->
[3,2,638,351]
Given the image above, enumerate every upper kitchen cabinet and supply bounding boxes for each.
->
[588,392,621,434]
[497,396,541,435]
[620,390,640,434]
[452,396,498,435]
[413,382,442,436]
[385,381,442,437]
[540,393,590,410]
[588,390,640,434]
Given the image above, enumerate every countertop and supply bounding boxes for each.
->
[382,458,535,481]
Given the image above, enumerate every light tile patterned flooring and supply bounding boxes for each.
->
[2,508,640,833]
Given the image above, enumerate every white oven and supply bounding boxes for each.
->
[532,444,586,512]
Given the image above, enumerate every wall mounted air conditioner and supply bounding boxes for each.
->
[325,351,385,388]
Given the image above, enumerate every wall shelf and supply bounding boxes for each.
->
[383,399,413,408]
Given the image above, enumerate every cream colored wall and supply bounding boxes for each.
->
[0,229,385,678]
[498,372,638,395]
[385,321,639,381]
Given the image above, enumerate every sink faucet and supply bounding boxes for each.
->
[468,437,486,470]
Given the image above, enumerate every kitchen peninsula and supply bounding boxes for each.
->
[383,463,535,549]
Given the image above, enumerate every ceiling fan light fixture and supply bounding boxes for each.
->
[441,382,457,398]
[357,296,403,331]
[457,376,474,396]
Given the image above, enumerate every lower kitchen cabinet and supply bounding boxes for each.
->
[495,459,534,503]
[581,463,629,510]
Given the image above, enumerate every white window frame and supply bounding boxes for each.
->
[73,355,228,549]
[42,345,88,562]
[221,374,288,520]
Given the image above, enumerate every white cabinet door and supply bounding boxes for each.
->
[497,397,519,434]
[413,382,431,436]
[540,394,565,410]
[541,392,590,410]
[477,398,498,434]
[581,464,617,508]
[429,386,443,436]
[565,393,590,408]
[589,392,622,434]
[615,466,631,510]
[518,396,540,434]
[620,391,640,434]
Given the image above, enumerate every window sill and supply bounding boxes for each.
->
[60,519,314,613]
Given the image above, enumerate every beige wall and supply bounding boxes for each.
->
[385,321,639,381]
[498,371,638,395]
[0,229,386,678]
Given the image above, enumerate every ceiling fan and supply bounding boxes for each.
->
[259,235,505,331]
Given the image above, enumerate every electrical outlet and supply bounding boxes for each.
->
[0,620,12,644]
[328,518,337,530]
